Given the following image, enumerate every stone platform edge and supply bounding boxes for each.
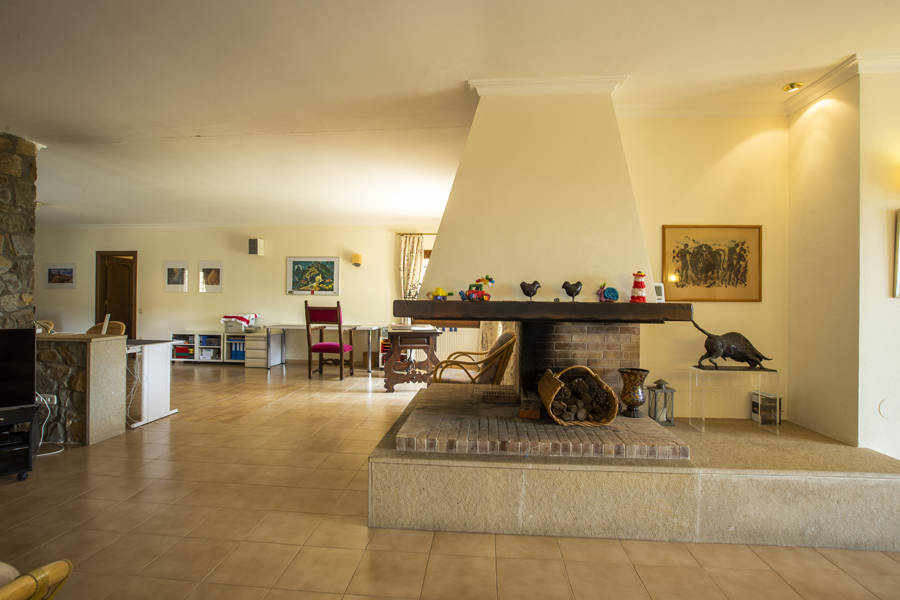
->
[368,399,900,551]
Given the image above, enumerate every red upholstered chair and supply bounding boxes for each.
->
[305,301,354,380]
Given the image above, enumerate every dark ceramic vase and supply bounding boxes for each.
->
[618,367,650,418]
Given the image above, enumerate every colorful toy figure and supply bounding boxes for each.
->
[597,283,619,302]
[630,271,647,303]
[426,287,450,301]
[461,275,494,301]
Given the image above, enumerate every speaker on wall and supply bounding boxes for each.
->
[248,239,265,256]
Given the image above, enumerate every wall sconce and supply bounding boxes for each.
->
[351,253,363,267]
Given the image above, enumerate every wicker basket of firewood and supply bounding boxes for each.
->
[538,365,618,426]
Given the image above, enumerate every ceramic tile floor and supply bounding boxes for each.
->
[1,364,899,600]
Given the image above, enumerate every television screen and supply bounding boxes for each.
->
[0,328,36,409]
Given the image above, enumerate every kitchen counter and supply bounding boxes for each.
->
[36,334,126,445]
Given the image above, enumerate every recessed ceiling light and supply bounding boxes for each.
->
[783,82,804,93]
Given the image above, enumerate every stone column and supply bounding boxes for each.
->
[0,133,37,328]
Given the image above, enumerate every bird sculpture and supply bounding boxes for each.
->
[520,281,541,301]
[561,281,583,302]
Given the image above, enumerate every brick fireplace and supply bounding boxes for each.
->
[520,321,639,393]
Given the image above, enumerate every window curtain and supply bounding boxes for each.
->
[399,234,425,301]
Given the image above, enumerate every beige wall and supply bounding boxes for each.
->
[858,72,900,458]
[619,116,790,417]
[34,85,900,453]
[34,224,435,360]
[787,77,861,445]
[422,93,652,301]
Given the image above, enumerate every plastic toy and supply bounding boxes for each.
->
[461,275,494,301]
[630,271,647,303]
[597,283,619,302]
[426,287,450,301]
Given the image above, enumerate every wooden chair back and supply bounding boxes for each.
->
[478,331,516,384]
[0,560,72,600]
[304,301,344,349]
[305,302,343,326]
[433,332,517,385]
[85,321,126,336]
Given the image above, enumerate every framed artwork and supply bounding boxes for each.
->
[286,256,339,295]
[198,261,223,293]
[164,261,188,293]
[661,225,762,302]
[44,263,76,289]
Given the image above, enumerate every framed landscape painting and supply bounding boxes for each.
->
[661,225,761,302]
[286,256,339,295]
[44,263,76,289]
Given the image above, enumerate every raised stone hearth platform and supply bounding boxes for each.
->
[395,384,689,459]
[369,386,900,550]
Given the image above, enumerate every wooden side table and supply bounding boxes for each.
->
[383,328,441,392]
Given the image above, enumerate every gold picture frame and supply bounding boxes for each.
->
[661,225,762,302]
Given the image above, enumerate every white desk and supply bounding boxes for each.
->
[268,324,383,373]
[126,340,178,428]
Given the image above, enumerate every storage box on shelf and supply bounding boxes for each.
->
[171,333,196,361]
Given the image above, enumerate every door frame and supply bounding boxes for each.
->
[95,250,138,337]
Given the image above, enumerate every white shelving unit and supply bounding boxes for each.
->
[171,331,225,362]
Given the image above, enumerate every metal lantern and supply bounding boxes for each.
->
[647,378,676,426]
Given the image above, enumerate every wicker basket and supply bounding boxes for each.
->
[538,365,618,427]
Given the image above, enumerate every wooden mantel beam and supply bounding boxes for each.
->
[393,300,692,323]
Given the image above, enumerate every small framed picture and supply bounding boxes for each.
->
[44,263,76,289]
[164,261,189,293]
[198,261,223,293]
[286,256,339,295]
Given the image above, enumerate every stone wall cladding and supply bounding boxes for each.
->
[521,322,640,393]
[0,133,37,328]
[35,341,87,444]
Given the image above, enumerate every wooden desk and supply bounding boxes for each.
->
[268,324,382,372]
[126,340,178,428]
[383,327,441,392]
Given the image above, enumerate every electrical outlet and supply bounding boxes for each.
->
[45,394,58,405]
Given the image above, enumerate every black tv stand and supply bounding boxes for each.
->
[0,404,38,481]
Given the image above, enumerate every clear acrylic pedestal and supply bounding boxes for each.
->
[688,366,782,434]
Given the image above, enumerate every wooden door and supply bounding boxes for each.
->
[95,251,137,337]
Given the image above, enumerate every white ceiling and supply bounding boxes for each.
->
[2,0,899,226]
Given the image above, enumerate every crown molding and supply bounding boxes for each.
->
[784,55,860,114]
[614,102,785,118]
[468,76,626,97]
